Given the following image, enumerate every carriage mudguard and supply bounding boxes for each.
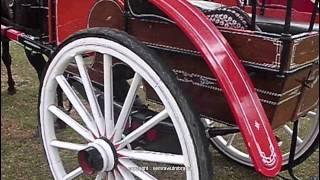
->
[148,0,282,177]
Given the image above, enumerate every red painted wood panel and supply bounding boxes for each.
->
[56,0,96,44]
[260,0,315,12]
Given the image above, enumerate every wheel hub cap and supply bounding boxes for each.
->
[78,138,117,175]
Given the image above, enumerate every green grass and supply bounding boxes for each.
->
[1,43,50,179]
[1,43,319,179]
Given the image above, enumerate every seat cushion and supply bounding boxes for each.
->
[128,1,257,31]
[128,0,224,17]
[128,0,318,34]
[189,1,225,12]
[205,6,255,30]
[256,16,319,34]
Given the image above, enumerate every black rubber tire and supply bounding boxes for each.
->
[38,27,212,180]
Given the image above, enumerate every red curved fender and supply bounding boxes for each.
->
[149,0,282,177]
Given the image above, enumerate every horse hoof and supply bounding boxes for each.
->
[7,87,16,95]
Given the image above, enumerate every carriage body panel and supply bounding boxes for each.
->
[1,0,319,178]
[125,18,319,129]
[53,0,320,176]
[87,0,284,176]
[55,0,96,44]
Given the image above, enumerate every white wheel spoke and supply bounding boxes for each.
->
[41,37,203,179]
[104,54,114,138]
[63,167,83,180]
[283,125,303,144]
[75,55,105,135]
[48,105,95,141]
[226,134,236,147]
[56,75,99,137]
[114,169,124,180]
[118,165,136,180]
[119,159,157,180]
[116,110,168,149]
[50,140,87,151]
[307,111,317,117]
[118,149,185,165]
[95,172,106,180]
[113,73,142,142]
[108,172,115,180]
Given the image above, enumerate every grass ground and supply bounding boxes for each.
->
[1,43,319,180]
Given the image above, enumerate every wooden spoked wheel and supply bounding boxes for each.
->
[39,28,211,180]
[210,108,319,170]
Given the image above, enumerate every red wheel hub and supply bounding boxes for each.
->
[78,138,117,175]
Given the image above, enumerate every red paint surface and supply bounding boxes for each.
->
[259,0,315,12]
[1,25,23,41]
[245,6,319,23]
[56,0,96,44]
[210,0,238,6]
[146,129,158,142]
[116,0,125,7]
[212,0,318,22]
[149,0,282,177]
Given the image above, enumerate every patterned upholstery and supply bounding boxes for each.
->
[205,7,256,30]
[128,1,257,31]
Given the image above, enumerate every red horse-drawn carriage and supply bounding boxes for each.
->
[1,0,319,179]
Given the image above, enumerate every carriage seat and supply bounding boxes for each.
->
[256,16,319,34]
[128,0,224,17]
[128,0,318,34]
[189,1,225,11]
[128,0,253,30]
[193,1,319,34]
